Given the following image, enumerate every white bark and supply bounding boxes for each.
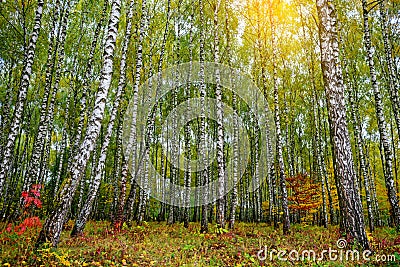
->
[316,0,369,249]
[68,0,108,168]
[199,0,208,233]
[379,2,400,138]
[124,0,148,221]
[362,0,400,227]
[0,0,45,195]
[269,0,290,234]
[71,0,135,236]
[37,0,122,246]
[25,1,60,191]
[213,0,226,229]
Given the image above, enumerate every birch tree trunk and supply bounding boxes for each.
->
[68,0,108,169]
[258,36,275,226]
[316,0,369,250]
[54,78,74,199]
[183,8,194,228]
[361,0,400,227]
[167,6,181,225]
[36,0,122,247]
[154,0,171,223]
[0,0,45,195]
[199,0,209,234]
[71,0,135,236]
[25,1,60,191]
[117,153,129,224]
[213,0,225,229]
[313,92,328,228]
[321,110,336,224]
[137,45,153,224]
[379,2,400,137]
[0,63,15,158]
[226,0,239,230]
[348,81,375,232]
[366,144,381,226]
[124,0,148,222]
[269,0,290,235]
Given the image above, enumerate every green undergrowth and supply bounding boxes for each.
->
[1,221,400,266]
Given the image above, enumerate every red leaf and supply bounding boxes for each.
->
[16,226,26,235]
[6,223,12,233]
[21,191,28,199]
[33,198,42,208]
[31,189,40,197]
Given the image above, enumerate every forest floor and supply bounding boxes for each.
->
[1,221,400,266]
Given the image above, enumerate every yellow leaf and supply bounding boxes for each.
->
[366,232,374,242]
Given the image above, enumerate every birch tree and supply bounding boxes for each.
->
[0,0,45,195]
[124,0,149,222]
[269,0,290,235]
[199,0,209,233]
[316,0,369,249]
[71,0,135,236]
[36,0,122,246]
[361,0,400,227]
[213,0,226,230]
